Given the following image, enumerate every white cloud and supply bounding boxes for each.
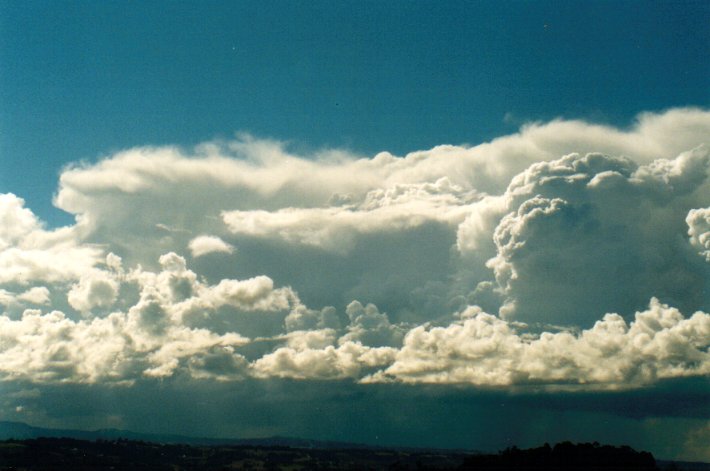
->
[188,235,234,257]
[0,194,41,250]
[52,109,710,264]
[29,108,705,324]
[462,148,710,325]
[252,341,397,380]
[17,287,50,305]
[371,299,710,388]
[222,178,476,253]
[0,108,708,393]
[206,276,295,312]
[125,252,296,333]
[687,207,710,262]
[67,273,119,313]
[0,244,706,393]
[283,328,339,350]
[0,286,51,308]
[0,193,102,286]
[0,290,15,306]
[339,301,405,348]
[0,256,266,384]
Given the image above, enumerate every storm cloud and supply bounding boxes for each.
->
[1,108,709,460]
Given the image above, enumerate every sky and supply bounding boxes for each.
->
[0,0,709,462]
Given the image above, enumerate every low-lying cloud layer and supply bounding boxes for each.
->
[1,108,709,393]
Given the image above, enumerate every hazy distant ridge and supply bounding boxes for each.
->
[0,420,374,449]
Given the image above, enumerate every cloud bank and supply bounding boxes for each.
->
[1,108,709,393]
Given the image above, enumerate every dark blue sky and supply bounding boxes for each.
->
[1,0,708,225]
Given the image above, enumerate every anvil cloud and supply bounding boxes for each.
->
[1,108,709,459]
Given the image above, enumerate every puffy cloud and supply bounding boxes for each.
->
[373,300,710,388]
[123,253,296,340]
[339,301,405,348]
[0,252,310,384]
[188,235,234,258]
[251,301,405,379]
[141,328,249,381]
[0,295,252,386]
[132,252,295,315]
[0,287,51,307]
[252,341,397,380]
[463,148,710,325]
[206,276,294,312]
[0,246,100,286]
[284,305,340,332]
[2,296,706,389]
[0,193,102,286]
[4,239,703,391]
[0,309,133,384]
[30,109,705,328]
[687,207,710,262]
[283,328,339,350]
[0,108,708,395]
[17,287,50,305]
[67,273,119,313]
[1,108,709,468]
[0,194,41,250]
[0,290,15,306]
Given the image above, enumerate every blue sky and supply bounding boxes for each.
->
[1,0,707,225]
[0,0,709,462]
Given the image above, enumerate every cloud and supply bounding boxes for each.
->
[3,273,706,390]
[0,194,41,250]
[0,109,708,465]
[462,147,710,325]
[0,108,708,397]
[34,108,707,325]
[687,206,710,262]
[17,287,50,305]
[67,272,119,314]
[0,286,51,308]
[0,194,102,286]
[372,300,710,389]
[0,309,249,385]
[339,301,405,348]
[252,341,397,380]
[284,305,340,332]
[52,109,710,266]
[188,235,234,258]
[0,253,296,384]
[222,178,477,253]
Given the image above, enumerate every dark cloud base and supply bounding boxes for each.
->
[2,377,706,459]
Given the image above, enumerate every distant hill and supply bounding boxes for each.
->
[0,436,468,470]
[0,420,374,449]
[2,436,709,471]
[2,421,709,471]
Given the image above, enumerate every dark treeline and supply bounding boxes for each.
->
[459,441,657,470]
[0,437,694,470]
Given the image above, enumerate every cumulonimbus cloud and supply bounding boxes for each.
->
[0,108,708,392]
[460,147,710,325]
